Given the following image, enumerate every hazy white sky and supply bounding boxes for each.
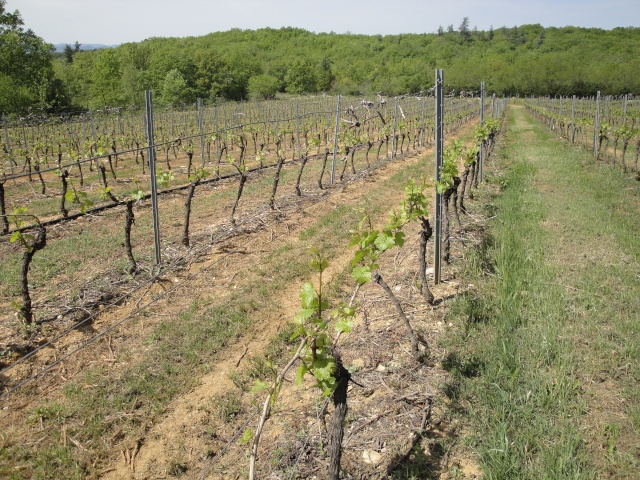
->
[9,0,640,45]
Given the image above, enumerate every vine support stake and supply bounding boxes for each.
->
[479,81,485,184]
[559,96,563,119]
[145,90,162,265]
[571,95,576,143]
[434,69,444,285]
[296,100,301,160]
[420,96,427,147]
[391,98,398,160]
[331,95,341,184]
[170,105,175,137]
[89,109,97,150]
[214,105,219,170]
[197,98,206,168]
[2,113,16,178]
[449,97,454,133]
[117,109,123,135]
[21,120,28,156]
[594,91,601,158]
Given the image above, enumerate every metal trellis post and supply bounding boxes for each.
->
[479,81,485,184]
[197,98,206,168]
[89,109,97,148]
[2,114,15,177]
[571,95,576,143]
[296,101,301,160]
[420,97,426,147]
[331,95,341,184]
[214,105,219,170]
[145,90,162,265]
[434,69,444,285]
[594,91,600,158]
[391,98,398,160]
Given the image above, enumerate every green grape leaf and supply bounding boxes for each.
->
[315,333,330,348]
[351,265,371,285]
[374,232,396,252]
[240,428,253,444]
[362,231,378,248]
[352,250,365,266]
[289,325,305,340]
[131,189,145,201]
[335,316,353,334]
[299,282,317,309]
[296,362,309,386]
[311,356,335,382]
[322,384,337,397]
[333,304,356,319]
[294,308,315,324]
[310,257,329,273]
[250,379,269,394]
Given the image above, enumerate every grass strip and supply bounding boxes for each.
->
[443,105,640,479]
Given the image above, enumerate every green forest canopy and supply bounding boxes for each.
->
[2,3,640,115]
[0,0,68,115]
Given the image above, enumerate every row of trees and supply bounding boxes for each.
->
[2,3,639,115]
[56,24,639,109]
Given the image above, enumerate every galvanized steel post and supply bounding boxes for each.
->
[434,69,444,285]
[89,109,97,148]
[145,90,162,265]
[420,97,427,147]
[571,95,576,143]
[170,105,175,137]
[594,91,600,158]
[391,98,398,160]
[479,81,485,184]
[197,98,206,168]
[296,101,301,159]
[2,114,15,177]
[331,95,341,184]
[214,105,219,171]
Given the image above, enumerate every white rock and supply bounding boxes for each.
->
[362,449,382,465]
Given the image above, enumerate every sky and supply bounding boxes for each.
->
[8,0,640,45]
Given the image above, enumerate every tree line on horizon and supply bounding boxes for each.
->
[2,1,640,116]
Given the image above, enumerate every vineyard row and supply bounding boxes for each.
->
[524,94,640,173]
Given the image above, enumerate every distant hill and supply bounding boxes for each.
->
[53,43,118,53]
[53,25,640,109]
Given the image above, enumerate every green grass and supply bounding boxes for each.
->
[442,105,640,479]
